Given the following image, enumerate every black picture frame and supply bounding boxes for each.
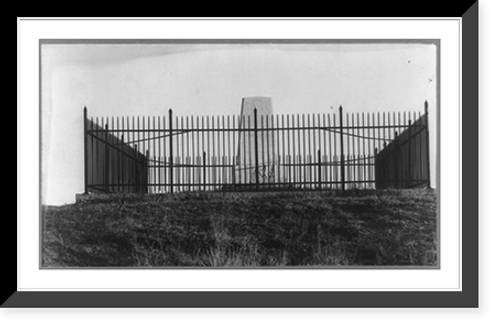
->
[9,6,479,308]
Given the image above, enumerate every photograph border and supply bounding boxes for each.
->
[9,7,477,307]
[37,37,441,271]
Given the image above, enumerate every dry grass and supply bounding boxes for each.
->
[41,189,438,267]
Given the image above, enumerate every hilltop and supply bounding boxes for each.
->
[42,189,438,267]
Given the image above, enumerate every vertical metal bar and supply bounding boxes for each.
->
[317,114,321,171]
[221,115,225,187]
[330,113,334,189]
[232,114,236,184]
[133,144,138,192]
[205,115,209,189]
[151,116,155,193]
[303,113,314,189]
[111,117,115,192]
[404,111,408,187]
[227,115,231,186]
[139,116,142,192]
[144,149,149,193]
[133,116,142,193]
[121,118,124,192]
[196,155,200,191]
[119,133,124,192]
[254,108,259,191]
[286,115,290,186]
[258,114,266,184]
[249,114,253,189]
[362,113,366,188]
[297,114,301,188]
[391,112,395,189]
[95,117,100,191]
[87,117,96,188]
[177,116,180,192]
[377,112,381,155]
[266,115,270,186]
[262,115,266,185]
[91,118,101,191]
[211,117,216,190]
[201,115,205,189]
[273,115,281,188]
[90,116,94,191]
[104,117,109,192]
[407,118,412,188]
[313,114,317,186]
[291,114,296,187]
[125,117,129,192]
[164,116,167,192]
[169,109,174,193]
[130,116,133,192]
[371,113,375,187]
[339,105,345,191]
[413,111,417,186]
[424,101,431,188]
[101,117,105,191]
[281,115,285,186]
[318,149,321,189]
[83,107,88,194]
[98,118,103,191]
[345,114,352,187]
[181,116,185,192]
[271,114,275,187]
[383,112,386,149]
[348,155,351,188]
[419,111,423,185]
[355,113,359,187]
[209,115,213,189]
[217,115,221,189]
[196,116,200,190]
[242,115,247,186]
[321,113,325,187]
[352,113,356,186]
[394,130,399,189]
[145,117,150,193]
[192,115,195,191]
[397,113,402,188]
[203,151,207,191]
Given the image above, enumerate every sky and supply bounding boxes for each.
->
[41,42,437,205]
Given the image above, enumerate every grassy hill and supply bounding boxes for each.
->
[41,189,437,267]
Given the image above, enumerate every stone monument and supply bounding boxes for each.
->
[235,97,276,185]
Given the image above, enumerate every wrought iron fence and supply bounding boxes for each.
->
[83,102,431,193]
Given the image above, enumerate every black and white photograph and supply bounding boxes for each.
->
[40,40,439,268]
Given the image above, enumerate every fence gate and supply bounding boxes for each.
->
[83,102,431,194]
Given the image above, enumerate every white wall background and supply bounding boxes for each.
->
[42,42,437,205]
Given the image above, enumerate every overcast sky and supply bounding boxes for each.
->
[41,42,437,205]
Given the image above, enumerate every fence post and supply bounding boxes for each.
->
[394,131,399,189]
[203,151,207,191]
[169,109,174,193]
[104,123,110,193]
[424,100,431,189]
[339,105,345,191]
[134,144,139,193]
[317,149,322,190]
[83,107,88,194]
[407,119,412,188]
[145,149,149,194]
[254,108,259,191]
